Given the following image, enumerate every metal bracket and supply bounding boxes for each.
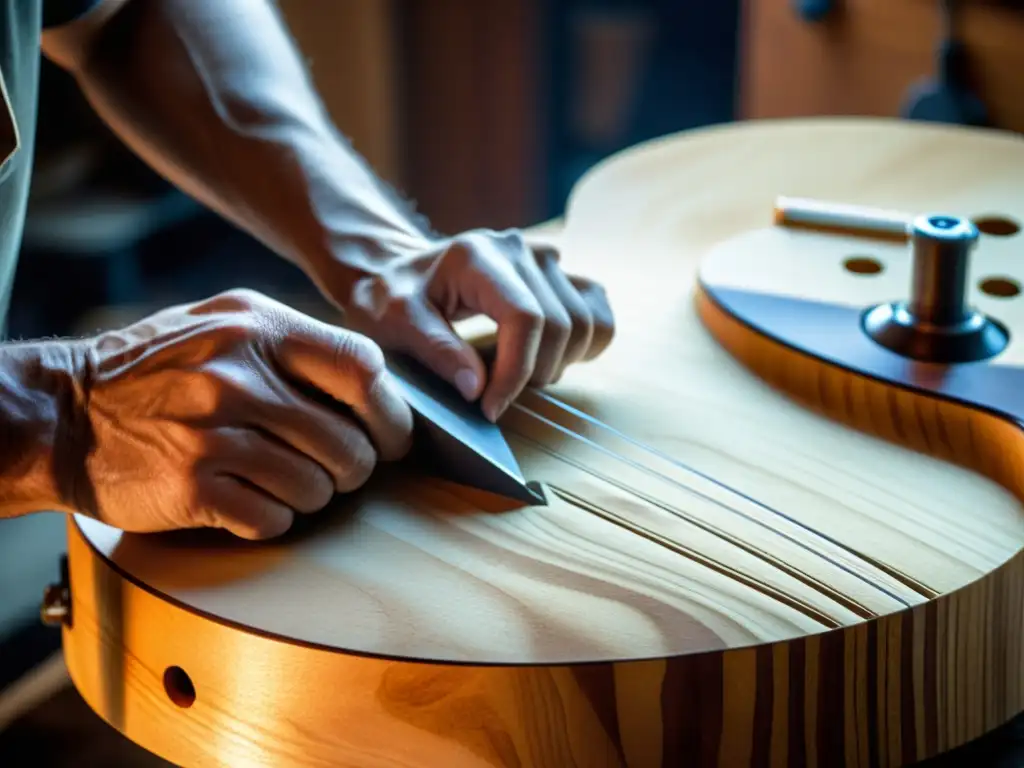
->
[40,554,72,629]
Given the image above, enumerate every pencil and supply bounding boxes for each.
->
[773,196,913,242]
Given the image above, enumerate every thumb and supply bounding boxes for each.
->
[398,297,487,401]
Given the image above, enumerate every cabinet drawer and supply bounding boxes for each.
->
[740,0,1024,132]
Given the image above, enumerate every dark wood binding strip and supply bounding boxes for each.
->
[787,638,807,766]
[818,627,846,761]
[992,568,1008,743]
[752,644,774,768]
[901,609,918,765]
[569,666,625,766]
[867,619,881,768]
[660,653,726,765]
[698,654,725,766]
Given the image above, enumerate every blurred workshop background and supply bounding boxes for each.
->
[4,0,1024,763]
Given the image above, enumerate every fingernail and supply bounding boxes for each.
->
[485,397,508,423]
[454,368,479,399]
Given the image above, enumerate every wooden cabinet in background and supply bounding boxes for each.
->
[277,0,402,186]
[280,0,546,236]
[399,0,546,234]
[739,0,1024,133]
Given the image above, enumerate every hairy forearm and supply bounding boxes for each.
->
[43,0,433,295]
[0,342,85,519]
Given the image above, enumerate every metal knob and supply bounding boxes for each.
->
[863,213,1007,363]
[908,213,978,327]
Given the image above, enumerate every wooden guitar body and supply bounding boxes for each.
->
[55,118,1024,767]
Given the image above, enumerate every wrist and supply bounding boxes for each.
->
[0,340,91,518]
[310,226,441,307]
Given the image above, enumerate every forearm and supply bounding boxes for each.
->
[42,0,433,295]
[0,342,85,519]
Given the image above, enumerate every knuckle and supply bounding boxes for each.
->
[187,503,218,532]
[594,312,615,337]
[507,244,533,270]
[569,332,594,363]
[207,315,265,351]
[190,483,225,529]
[532,243,561,265]
[218,293,290,347]
[389,293,419,325]
[217,287,267,312]
[179,369,235,419]
[496,228,527,250]
[590,304,615,338]
[235,316,265,343]
[514,304,545,332]
[447,228,519,268]
[335,436,378,492]
[444,238,480,272]
[567,301,594,331]
[496,232,535,269]
[545,307,573,340]
[586,317,616,360]
[174,425,214,465]
[335,332,387,388]
[566,303,594,343]
[350,273,421,331]
[298,462,335,512]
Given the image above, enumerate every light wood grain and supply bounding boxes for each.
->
[61,118,1024,766]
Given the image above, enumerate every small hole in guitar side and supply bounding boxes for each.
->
[843,256,883,275]
[163,666,196,708]
[979,277,1021,298]
[973,216,1020,237]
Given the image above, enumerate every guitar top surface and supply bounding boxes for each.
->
[76,118,1024,666]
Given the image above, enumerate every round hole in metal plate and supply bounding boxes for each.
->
[843,256,884,275]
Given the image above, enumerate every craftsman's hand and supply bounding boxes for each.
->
[334,229,615,422]
[70,289,413,540]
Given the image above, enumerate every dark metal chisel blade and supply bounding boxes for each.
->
[386,353,545,506]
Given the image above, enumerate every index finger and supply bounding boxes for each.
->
[486,299,544,421]
[444,238,545,421]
